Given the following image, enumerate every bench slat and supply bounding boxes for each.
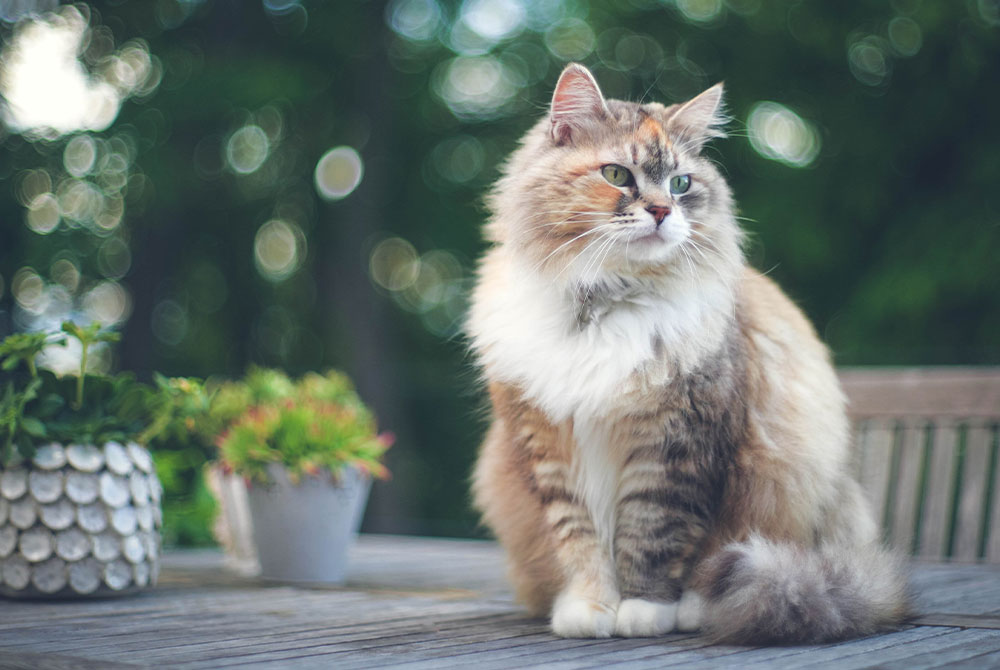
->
[988,429,1000,562]
[859,421,895,538]
[952,426,993,561]
[890,422,925,554]
[918,422,960,560]
[840,368,1000,419]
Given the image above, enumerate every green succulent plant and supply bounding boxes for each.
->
[213,368,391,485]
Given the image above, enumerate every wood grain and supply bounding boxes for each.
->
[840,368,1000,419]
[1,538,1000,669]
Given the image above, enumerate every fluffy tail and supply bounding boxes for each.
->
[699,536,910,644]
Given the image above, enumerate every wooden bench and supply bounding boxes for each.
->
[842,368,1000,562]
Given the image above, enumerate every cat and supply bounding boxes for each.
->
[467,63,908,643]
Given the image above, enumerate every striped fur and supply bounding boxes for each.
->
[469,64,908,644]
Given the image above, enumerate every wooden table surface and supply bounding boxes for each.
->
[2,534,999,669]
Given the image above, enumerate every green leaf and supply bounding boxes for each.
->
[20,417,46,438]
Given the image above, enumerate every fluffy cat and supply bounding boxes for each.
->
[467,63,908,643]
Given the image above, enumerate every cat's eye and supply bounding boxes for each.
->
[670,174,692,194]
[601,164,633,187]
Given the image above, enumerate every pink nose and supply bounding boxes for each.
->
[647,205,671,224]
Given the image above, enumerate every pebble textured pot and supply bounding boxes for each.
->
[0,441,163,598]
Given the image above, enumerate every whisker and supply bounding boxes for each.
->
[532,224,617,276]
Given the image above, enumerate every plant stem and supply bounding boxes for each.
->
[27,357,37,379]
[75,342,88,410]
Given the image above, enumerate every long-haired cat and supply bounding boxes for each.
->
[468,63,908,643]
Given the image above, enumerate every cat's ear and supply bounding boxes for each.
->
[667,83,727,152]
[549,63,609,145]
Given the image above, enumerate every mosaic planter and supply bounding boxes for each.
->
[0,441,163,598]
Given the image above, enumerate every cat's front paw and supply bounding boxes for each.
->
[551,592,617,638]
[676,590,704,632]
[614,598,678,637]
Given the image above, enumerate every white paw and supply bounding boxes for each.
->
[551,592,617,638]
[676,590,704,632]
[614,598,678,637]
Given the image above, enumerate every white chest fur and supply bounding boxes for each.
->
[468,254,735,423]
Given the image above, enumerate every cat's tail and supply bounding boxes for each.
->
[698,535,910,644]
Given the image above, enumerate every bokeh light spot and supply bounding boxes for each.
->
[747,102,821,168]
[544,19,595,61]
[16,169,52,206]
[386,0,442,42]
[12,267,48,315]
[50,258,80,293]
[97,237,132,279]
[254,219,305,282]
[431,135,485,184]
[888,17,922,57]
[370,237,420,291]
[0,6,156,138]
[434,55,517,119]
[226,124,270,174]
[263,0,301,13]
[26,193,61,234]
[314,146,364,200]
[461,0,525,43]
[151,299,189,346]
[64,134,98,177]
[83,280,131,326]
[848,37,891,87]
[676,0,724,23]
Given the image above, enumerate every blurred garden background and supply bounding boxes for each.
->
[0,0,998,545]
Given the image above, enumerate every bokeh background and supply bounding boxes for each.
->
[1,0,998,544]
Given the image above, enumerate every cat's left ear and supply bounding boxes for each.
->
[667,83,727,152]
[549,63,609,145]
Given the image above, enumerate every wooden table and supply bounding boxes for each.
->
[2,535,999,669]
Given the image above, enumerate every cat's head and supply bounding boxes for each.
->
[488,63,742,287]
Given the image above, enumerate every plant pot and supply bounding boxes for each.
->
[0,441,163,598]
[204,464,260,575]
[244,464,370,584]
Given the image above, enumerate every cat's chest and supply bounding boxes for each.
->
[469,259,733,423]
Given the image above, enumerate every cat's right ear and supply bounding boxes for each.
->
[549,63,608,145]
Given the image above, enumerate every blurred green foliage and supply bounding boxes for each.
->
[1,0,998,541]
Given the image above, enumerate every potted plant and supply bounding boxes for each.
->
[0,323,169,597]
[211,368,391,583]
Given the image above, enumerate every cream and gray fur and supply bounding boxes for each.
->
[468,63,908,643]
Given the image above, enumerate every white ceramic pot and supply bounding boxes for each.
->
[244,464,370,583]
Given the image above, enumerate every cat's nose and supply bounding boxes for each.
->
[647,205,671,224]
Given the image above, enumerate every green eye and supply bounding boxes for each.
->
[601,164,632,187]
[670,174,692,194]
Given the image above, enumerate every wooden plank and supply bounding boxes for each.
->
[696,627,953,670]
[839,368,1000,419]
[6,541,1000,668]
[911,613,1000,630]
[918,422,960,559]
[909,565,1000,616]
[0,650,141,670]
[933,649,1000,670]
[987,426,1000,562]
[797,628,1000,670]
[858,421,895,536]
[889,422,926,553]
[953,426,993,560]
